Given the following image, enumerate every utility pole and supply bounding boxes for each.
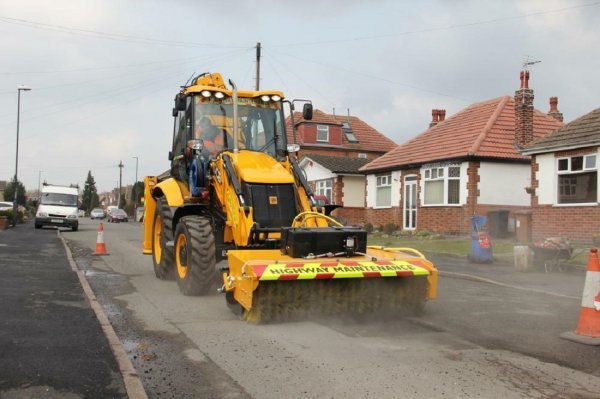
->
[132,156,139,210]
[118,160,124,208]
[37,170,43,201]
[132,156,139,185]
[255,42,261,91]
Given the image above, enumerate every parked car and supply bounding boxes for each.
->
[90,208,106,219]
[106,205,118,215]
[107,209,128,223]
[0,201,13,211]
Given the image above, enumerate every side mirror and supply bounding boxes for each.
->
[168,151,174,161]
[302,103,313,120]
[175,94,186,111]
[172,107,178,117]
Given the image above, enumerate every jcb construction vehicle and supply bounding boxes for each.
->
[142,72,437,323]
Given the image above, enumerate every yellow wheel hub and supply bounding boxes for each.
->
[176,234,188,279]
[153,215,162,263]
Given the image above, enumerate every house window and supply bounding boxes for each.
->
[358,153,367,159]
[316,125,329,142]
[376,174,392,207]
[557,154,597,204]
[423,165,460,205]
[316,179,333,203]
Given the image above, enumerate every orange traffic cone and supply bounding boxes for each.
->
[93,223,108,255]
[560,248,600,345]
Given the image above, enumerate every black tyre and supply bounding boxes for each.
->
[72,224,78,232]
[152,197,175,280]
[174,215,217,296]
[34,223,42,229]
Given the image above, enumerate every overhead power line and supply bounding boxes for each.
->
[0,48,253,146]
[0,16,250,49]
[0,53,220,76]
[275,1,600,47]
[0,48,248,96]
[270,48,474,103]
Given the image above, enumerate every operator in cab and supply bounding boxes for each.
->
[193,116,224,157]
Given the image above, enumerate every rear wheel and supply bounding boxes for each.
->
[174,215,217,296]
[152,198,175,280]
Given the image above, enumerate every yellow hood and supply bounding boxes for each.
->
[230,151,294,184]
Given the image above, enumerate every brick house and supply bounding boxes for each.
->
[521,107,599,243]
[286,109,396,224]
[359,71,564,234]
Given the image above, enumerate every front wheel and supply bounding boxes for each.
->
[174,215,217,296]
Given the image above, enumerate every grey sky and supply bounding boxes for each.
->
[0,0,598,193]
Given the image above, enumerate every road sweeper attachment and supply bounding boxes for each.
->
[223,244,437,323]
[142,72,438,323]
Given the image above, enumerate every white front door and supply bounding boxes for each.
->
[403,175,417,230]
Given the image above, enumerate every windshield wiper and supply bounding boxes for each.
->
[257,136,275,153]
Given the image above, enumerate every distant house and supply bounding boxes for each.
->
[359,71,564,234]
[286,109,396,224]
[299,154,372,223]
[522,107,599,243]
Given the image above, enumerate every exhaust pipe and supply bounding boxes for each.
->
[229,79,239,154]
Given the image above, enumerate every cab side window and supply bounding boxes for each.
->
[171,96,193,179]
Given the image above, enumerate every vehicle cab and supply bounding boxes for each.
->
[35,183,79,231]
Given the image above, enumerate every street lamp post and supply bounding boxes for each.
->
[13,85,31,227]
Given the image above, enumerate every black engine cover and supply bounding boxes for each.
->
[243,183,297,228]
[280,227,368,258]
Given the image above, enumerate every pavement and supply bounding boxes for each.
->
[0,223,592,397]
[0,224,144,399]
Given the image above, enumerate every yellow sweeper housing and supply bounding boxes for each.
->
[142,72,438,323]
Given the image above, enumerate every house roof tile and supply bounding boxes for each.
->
[361,96,563,172]
[286,109,396,153]
[524,107,600,154]
[302,154,371,174]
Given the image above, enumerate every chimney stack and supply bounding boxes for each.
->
[514,70,534,147]
[430,109,439,128]
[438,109,446,122]
[548,96,563,122]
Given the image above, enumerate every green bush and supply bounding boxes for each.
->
[383,223,397,235]
[0,209,24,223]
[363,222,374,233]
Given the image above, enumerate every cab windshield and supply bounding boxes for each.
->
[41,193,78,207]
[194,96,286,158]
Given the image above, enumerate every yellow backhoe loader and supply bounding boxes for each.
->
[142,72,437,323]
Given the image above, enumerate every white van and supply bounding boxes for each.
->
[35,183,79,231]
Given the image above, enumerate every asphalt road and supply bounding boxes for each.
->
[65,218,600,398]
